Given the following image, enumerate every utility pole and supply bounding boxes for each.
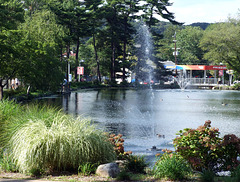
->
[172,32,180,75]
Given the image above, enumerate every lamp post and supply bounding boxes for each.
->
[63,55,71,92]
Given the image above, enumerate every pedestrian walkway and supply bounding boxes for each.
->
[0,179,53,182]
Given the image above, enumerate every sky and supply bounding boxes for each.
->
[167,0,240,25]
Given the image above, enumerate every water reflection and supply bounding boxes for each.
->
[39,89,240,161]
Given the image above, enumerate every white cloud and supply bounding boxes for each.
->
[168,0,240,24]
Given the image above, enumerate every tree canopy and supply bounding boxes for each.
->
[200,17,240,76]
[0,0,25,100]
[1,0,240,100]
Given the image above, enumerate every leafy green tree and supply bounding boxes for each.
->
[0,0,24,100]
[22,0,49,16]
[176,26,205,64]
[200,18,240,76]
[18,10,65,91]
[154,24,181,62]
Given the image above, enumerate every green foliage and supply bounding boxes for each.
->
[70,81,106,90]
[9,115,116,173]
[78,162,97,176]
[125,155,148,174]
[3,86,27,98]
[0,149,17,172]
[153,152,192,181]
[116,170,131,181]
[155,24,182,61]
[0,99,23,148]
[29,168,45,177]
[18,10,65,92]
[199,170,215,182]
[176,26,205,64]
[232,83,240,90]
[200,18,240,76]
[174,120,240,172]
[0,100,61,149]
[0,100,116,174]
[231,165,240,182]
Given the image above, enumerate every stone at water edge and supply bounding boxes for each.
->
[96,162,120,178]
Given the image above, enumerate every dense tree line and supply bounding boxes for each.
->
[155,13,240,79]
[0,0,179,100]
[0,0,240,100]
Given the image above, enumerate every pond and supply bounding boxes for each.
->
[38,88,240,164]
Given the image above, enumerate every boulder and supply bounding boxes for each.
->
[96,162,120,178]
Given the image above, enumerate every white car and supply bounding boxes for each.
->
[233,80,240,84]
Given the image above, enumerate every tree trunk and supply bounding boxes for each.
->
[0,79,3,101]
[122,17,128,82]
[92,33,101,83]
[111,27,116,82]
[75,38,80,81]
[111,42,116,82]
[122,41,126,82]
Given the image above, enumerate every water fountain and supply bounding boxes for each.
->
[173,68,191,89]
[134,21,156,85]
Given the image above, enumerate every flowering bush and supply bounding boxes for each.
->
[174,120,240,172]
[106,133,132,160]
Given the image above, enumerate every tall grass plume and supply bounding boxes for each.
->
[10,114,116,173]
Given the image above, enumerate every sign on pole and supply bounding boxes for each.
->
[77,67,84,75]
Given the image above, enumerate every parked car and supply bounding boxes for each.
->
[233,80,240,84]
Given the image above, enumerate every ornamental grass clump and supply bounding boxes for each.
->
[0,100,60,149]
[10,114,116,173]
[0,99,23,148]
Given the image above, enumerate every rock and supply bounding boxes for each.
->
[147,145,162,151]
[115,160,127,171]
[96,162,120,178]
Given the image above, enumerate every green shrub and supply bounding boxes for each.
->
[78,162,97,176]
[0,149,17,172]
[231,165,240,182]
[3,86,27,98]
[10,115,116,173]
[232,83,240,90]
[153,152,192,181]
[125,155,148,174]
[200,170,215,182]
[174,120,240,172]
[29,167,45,176]
[116,170,131,181]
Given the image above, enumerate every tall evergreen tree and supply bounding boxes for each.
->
[84,0,105,83]
[142,0,180,27]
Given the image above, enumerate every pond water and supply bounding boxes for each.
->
[38,88,240,164]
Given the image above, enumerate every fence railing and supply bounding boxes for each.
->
[190,78,218,85]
